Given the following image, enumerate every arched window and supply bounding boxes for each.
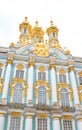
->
[52,32,55,37]
[13,84,23,103]
[0,68,2,77]
[60,88,69,107]
[38,86,46,105]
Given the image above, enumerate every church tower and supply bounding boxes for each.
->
[0,17,82,130]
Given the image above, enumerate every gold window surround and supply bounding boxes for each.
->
[0,78,4,94]
[34,80,51,100]
[16,64,24,70]
[37,113,48,118]
[57,83,73,102]
[59,69,66,74]
[10,78,28,103]
[78,85,82,102]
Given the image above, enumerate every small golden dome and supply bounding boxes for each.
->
[19,17,32,33]
[31,20,44,39]
[9,42,15,47]
[46,19,59,36]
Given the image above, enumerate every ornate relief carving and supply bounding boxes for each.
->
[38,113,48,118]
[78,71,82,76]
[62,115,72,120]
[17,64,24,69]
[57,83,73,100]
[38,66,46,72]
[34,80,51,99]
[11,112,21,116]
[59,69,66,74]
[33,43,50,57]
[0,78,4,93]
[78,86,82,102]
[0,63,3,67]
[10,78,28,97]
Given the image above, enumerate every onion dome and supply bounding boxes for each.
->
[31,20,44,43]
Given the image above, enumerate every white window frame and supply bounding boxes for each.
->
[60,88,70,107]
[62,119,75,130]
[13,84,23,104]
[7,114,23,130]
[38,86,46,105]
[36,117,50,130]
[14,64,26,79]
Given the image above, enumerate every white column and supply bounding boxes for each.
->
[50,64,57,104]
[52,115,60,130]
[0,112,6,130]
[25,113,33,130]
[27,62,34,105]
[69,66,79,105]
[77,120,82,130]
[2,60,12,102]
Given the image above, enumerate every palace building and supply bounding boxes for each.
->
[0,17,82,130]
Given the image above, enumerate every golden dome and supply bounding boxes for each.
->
[46,20,59,36]
[19,17,31,34]
[31,20,44,40]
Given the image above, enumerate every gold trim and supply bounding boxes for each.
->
[52,116,60,120]
[0,112,6,116]
[59,69,66,74]
[0,63,3,67]
[78,86,82,102]
[34,80,51,99]
[69,66,74,72]
[28,62,35,67]
[17,64,24,69]
[0,78,4,93]
[78,71,82,76]
[39,66,46,72]
[50,64,56,69]
[7,59,13,64]
[57,83,73,100]
[62,115,72,120]
[38,113,48,118]
[11,112,21,116]
[77,118,82,121]
[26,114,34,118]
[10,78,28,97]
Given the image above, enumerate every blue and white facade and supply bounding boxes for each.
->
[0,17,82,130]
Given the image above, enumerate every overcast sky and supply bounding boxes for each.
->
[0,0,82,56]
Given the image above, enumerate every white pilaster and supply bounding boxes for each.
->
[2,60,12,102]
[52,115,60,130]
[25,113,34,130]
[0,112,6,130]
[77,120,82,130]
[27,62,34,105]
[50,64,57,104]
[69,66,79,105]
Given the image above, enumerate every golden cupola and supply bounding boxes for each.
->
[31,20,44,44]
[19,17,32,46]
[47,20,59,48]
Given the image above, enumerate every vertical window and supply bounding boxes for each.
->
[52,32,55,37]
[63,120,72,130]
[9,116,20,130]
[13,84,23,103]
[60,88,69,107]
[15,70,24,79]
[0,68,2,77]
[59,74,66,83]
[79,77,82,85]
[38,118,47,130]
[38,72,46,81]
[38,86,46,105]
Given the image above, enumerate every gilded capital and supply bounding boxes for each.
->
[28,61,35,67]
[50,64,56,69]
[69,66,74,72]
[7,59,13,64]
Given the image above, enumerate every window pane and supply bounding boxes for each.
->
[60,88,69,107]
[38,118,47,130]
[15,70,24,78]
[38,86,46,105]
[0,68,2,77]
[59,74,66,83]
[79,77,82,85]
[38,72,46,81]
[63,120,72,130]
[13,84,23,103]
[9,116,20,130]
